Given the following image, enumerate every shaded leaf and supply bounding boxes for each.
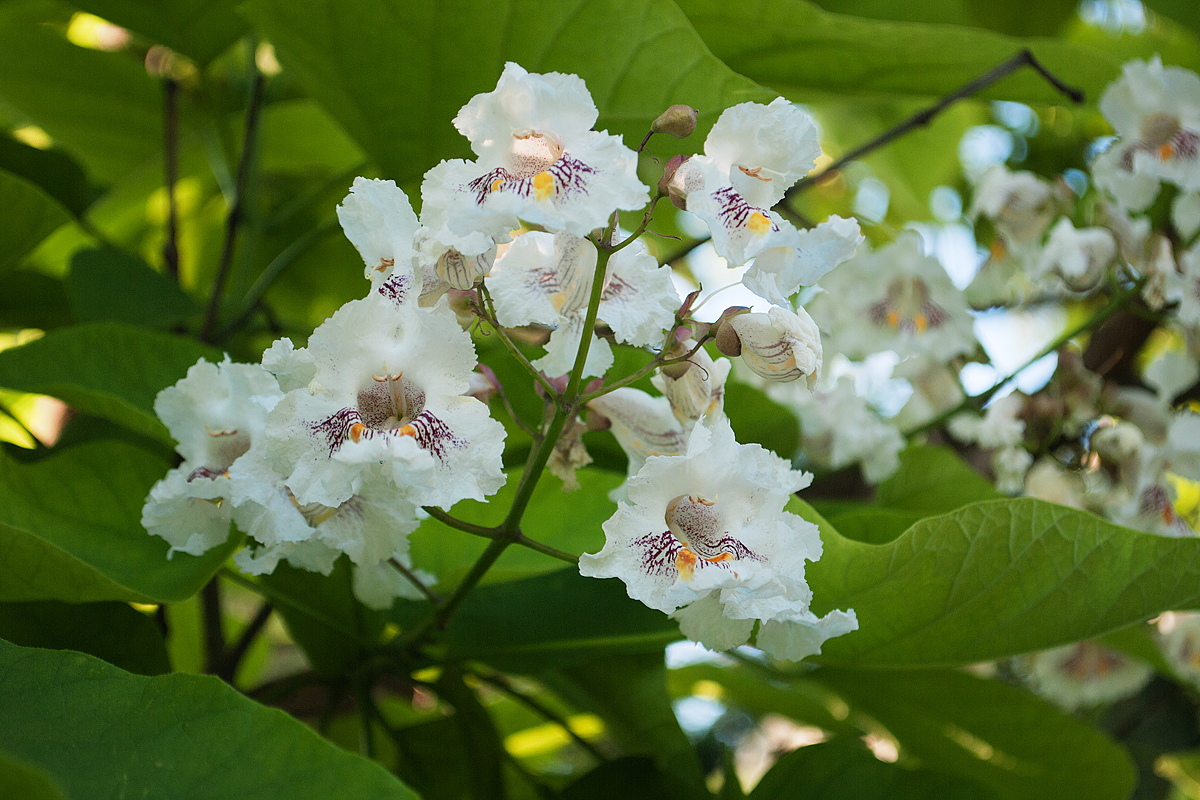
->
[0,440,233,603]
[0,271,73,330]
[242,0,771,184]
[0,600,169,675]
[65,247,199,328]
[0,750,69,800]
[0,639,417,799]
[0,134,99,218]
[0,171,72,271]
[70,0,248,65]
[562,756,695,800]
[0,323,220,442]
[725,380,800,458]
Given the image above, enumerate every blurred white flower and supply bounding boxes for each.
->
[1022,641,1152,711]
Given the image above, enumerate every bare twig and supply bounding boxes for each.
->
[201,70,266,341]
[219,601,274,683]
[388,557,443,604]
[162,78,180,281]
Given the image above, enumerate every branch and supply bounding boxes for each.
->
[201,70,266,342]
[388,557,443,604]
[218,601,274,683]
[473,671,605,761]
[786,49,1084,198]
[200,577,225,675]
[161,78,180,282]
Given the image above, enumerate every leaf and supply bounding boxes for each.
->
[393,568,680,671]
[0,8,161,181]
[65,248,200,328]
[562,756,696,800]
[242,0,772,184]
[548,652,706,794]
[0,134,99,218]
[796,497,1200,667]
[262,558,386,678]
[408,468,623,588]
[815,668,1136,800]
[725,380,800,458]
[0,440,233,603]
[0,170,72,271]
[0,271,73,330]
[0,600,169,675]
[69,0,248,65]
[0,639,418,799]
[0,750,69,800]
[749,739,996,800]
[434,669,508,800]
[676,0,1124,104]
[257,99,366,173]
[0,323,221,443]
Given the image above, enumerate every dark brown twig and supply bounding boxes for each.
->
[162,78,180,281]
[201,70,265,341]
[218,601,274,683]
[388,557,443,604]
[201,578,225,675]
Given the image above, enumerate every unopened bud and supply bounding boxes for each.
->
[728,307,822,387]
[652,344,730,425]
[652,105,698,139]
[710,307,751,357]
[659,154,691,211]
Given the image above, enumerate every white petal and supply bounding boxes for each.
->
[743,216,863,305]
[599,241,678,348]
[757,609,859,662]
[336,177,420,280]
[672,594,754,651]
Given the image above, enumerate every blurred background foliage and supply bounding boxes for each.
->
[2,0,1200,798]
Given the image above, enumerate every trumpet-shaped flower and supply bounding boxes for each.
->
[741,216,863,305]
[588,387,691,483]
[1036,218,1116,290]
[261,293,506,509]
[579,418,856,660]
[651,346,731,426]
[488,231,677,378]
[142,358,283,557]
[336,177,421,294]
[1022,642,1152,711]
[429,62,648,237]
[724,306,822,386]
[1092,57,1200,211]
[806,233,975,366]
[970,165,1060,255]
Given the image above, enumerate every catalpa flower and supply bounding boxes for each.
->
[142,358,283,557]
[1157,612,1200,689]
[740,216,863,306]
[1036,218,1116,290]
[651,345,731,426]
[336,177,421,303]
[1092,57,1200,211]
[488,231,677,378]
[579,418,857,661]
[1022,641,1152,711]
[970,165,1060,257]
[1115,412,1200,537]
[261,293,506,510]
[719,306,823,386]
[806,233,976,366]
[427,62,648,237]
[1166,242,1200,330]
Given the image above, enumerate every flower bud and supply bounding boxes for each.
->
[651,105,698,139]
[659,154,691,211]
[710,307,752,357]
[727,306,822,387]
[652,344,730,425]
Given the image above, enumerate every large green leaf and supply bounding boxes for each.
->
[798,497,1200,666]
[724,380,800,458]
[394,568,680,671]
[0,600,169,675]
[676,0,1124,104]
[0,6,161,181]
[65,248,200,328]
[0,751,69,800]
[0,440,233,603]
[0,170,72,271]
[0,271,73,330]
[242,0,772,184]
[815,668,1136,800]
[809,0,1079,37]
[408,467,622,588]
[0,639,417,799]
[70,0,248,65]
[0,135,98,218]
[0,323,220,443]
[750,739,995,800]
[562,757,696,800]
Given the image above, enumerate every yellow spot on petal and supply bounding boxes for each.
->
[886,310,901,330]
[349,422,367,442]
[1159,142,1176,161]
[747,211,771,235]
[491,178,505,192]
[914,313,928,334]
[398,424,417,438]
[675,548,697,581]
[533,171,555,201]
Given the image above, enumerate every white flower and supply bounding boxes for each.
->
[651,346,731,426]
[1115,412,1200,537]
[1174,191,1200,240]
[1092,57,1200,210]
[807,233,976,366]
[675,98,821,269]
[1157,612,1200,688]
[588,387,691,485]
[261,293,506,509]
[970,165,1059,250]
[488,231,677,378]
[1145,348,1199,404]
[351,557,436,610]
[336,178,421,300]
[949,393,1025,450]
[1022,458,1086,509]
[725,306,822,387]
[142,358,283,557]
[1036,218,1116,290]
[579,418,856,660]
[992,445,1033,495]
[1022,641,1152,711]
[432,62,648,237]
[741,216,863,305]
[770,375,904,484]
[1167,242,1200,329]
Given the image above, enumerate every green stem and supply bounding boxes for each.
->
[423,506,502,538]
[478,282,559,399]
[221,568,367,644]
[514,534,579,564]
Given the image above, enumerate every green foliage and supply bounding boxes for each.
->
[0,272,73,330]
[799,497,1200,666]
[242,0,772,183]
[66,248,200,328]
[70,0,248,65]
[0,134,98,218]
[0,639,418,799]
[0,440,232,603]
[724,380,800,457]
[0,323,220,442]
[0,600,169,675]
[0,171,72,271]
[749,738,995,800]
[0,751,69,800]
